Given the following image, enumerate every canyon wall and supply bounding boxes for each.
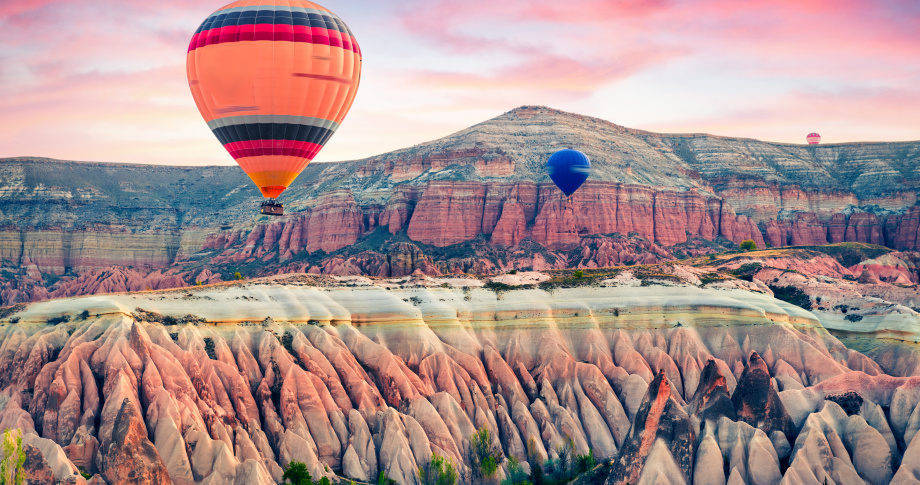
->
[3,181,920,280]
[2,105,919,305]
[0,227,180,275]
[3,178,920,307]
[181,181,920,262]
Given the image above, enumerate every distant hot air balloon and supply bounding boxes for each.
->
[806,133,821,145]
[187,0,362,216]
[546,149,591,197]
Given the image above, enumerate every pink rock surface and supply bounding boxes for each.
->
[3,278,920,484]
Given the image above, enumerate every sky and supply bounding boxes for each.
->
[1,0,918,166]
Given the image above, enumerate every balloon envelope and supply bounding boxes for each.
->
[187,0,362,199]
[806,133,821,144]
[546,149,591,196]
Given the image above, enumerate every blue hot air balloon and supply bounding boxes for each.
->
[546,149,591,196]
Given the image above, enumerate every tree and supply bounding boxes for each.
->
[573,270,584,278]
[739,239,757,251]
[418,453,459,485]
[234,271,244,280]
[526,438,544,485]
[282,461,313,485]
[574,448,595,474]
[1,428,25,485]
[500,456,532,485]
[469,426,504,484]
[554,436,574,479]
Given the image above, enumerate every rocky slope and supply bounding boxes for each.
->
[2,106,919,305]
[1,272,919,484]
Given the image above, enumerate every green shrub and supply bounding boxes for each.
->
[482,456,498,478]
[731,262,763,282]
[203,337,217,359]
[47,315,70,325]
[78,310,90,320]
[282,461,312,485]
[739,239,757,251]
[470,426,504,483]
[418,453,459,485]
[768,285,812,310]
[826,391,863,416]
[234,271,244,280]
[484,281,515,292]
[501,456,532,485]
[534,436,595,483]
[573,270,584,278]
[508,269,518,275]
[1,428,25,485]
[377,470,396,485]
[575,448,596,474]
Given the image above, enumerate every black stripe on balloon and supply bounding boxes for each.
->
[195,10,350,35]
[211,123,334,144]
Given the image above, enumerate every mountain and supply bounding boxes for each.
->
[3,106,920,485]
[1,106,919,306]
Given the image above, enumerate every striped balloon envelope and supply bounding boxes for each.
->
[187,0,362,200]
[806,133,821,144]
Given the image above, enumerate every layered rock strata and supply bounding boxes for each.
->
[2,106,920,306]
[0,278,918,484]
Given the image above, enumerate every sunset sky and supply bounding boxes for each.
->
[1,0,918,165]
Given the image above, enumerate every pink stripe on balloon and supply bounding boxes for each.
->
[223,140,323,159]
[188,25,360,54]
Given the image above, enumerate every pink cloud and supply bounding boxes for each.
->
[643,84,920,143]
[388,0,919,115]
[409,46,685,97]
[1,0,918,165]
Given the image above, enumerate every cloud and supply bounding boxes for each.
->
[642,84,920,143]
[410,47,685,98]
[1,0,918,165]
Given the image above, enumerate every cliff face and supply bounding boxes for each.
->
[1,106,919,305]
[2,277,919,485]
[0,227,180,275]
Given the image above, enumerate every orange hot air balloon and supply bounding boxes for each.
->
[187,0,362,216]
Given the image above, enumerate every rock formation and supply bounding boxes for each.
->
[731,352,796,444]
[1,106,919,305]
[606,370,695,485]
[0,272,916,484]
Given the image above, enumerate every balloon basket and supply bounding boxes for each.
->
[260,199,284,216]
